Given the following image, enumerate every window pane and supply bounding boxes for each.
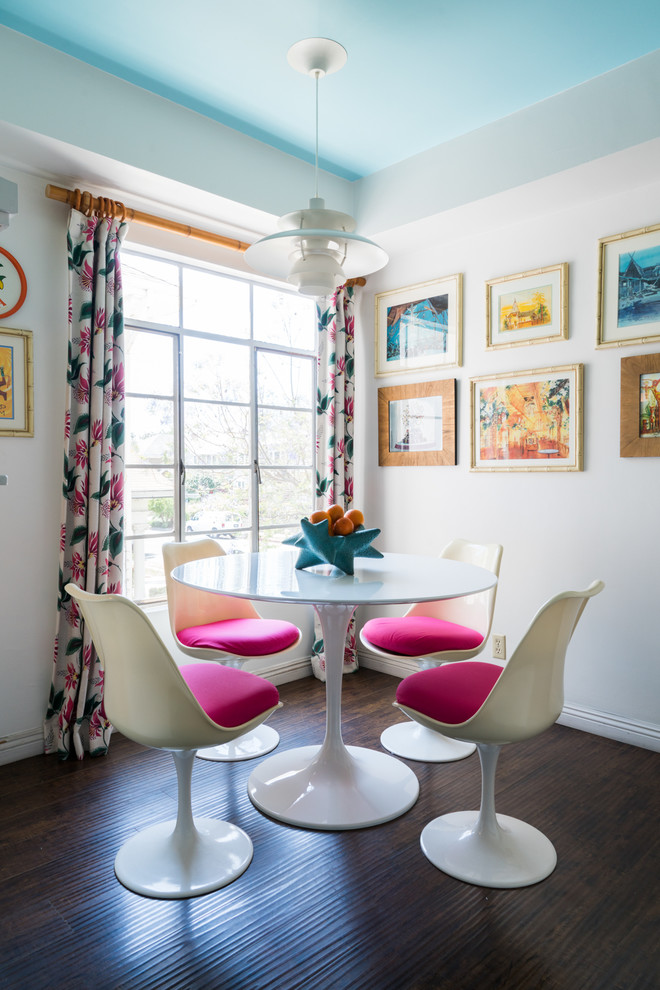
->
[183,268,250,338]
[258,409,312,466]
[184,337,249,402]
[126,397,174,464]
[124,467,175,536]
[184,402,250,465]
[189,533,250,557]
[184,468,250,529]
[253,285,316,350]
[125,537,169,602]
[123,254,180,326]
[125,328,174,396]
[259,527,300,552]
[259,467,312,527]
[257,352,313,408]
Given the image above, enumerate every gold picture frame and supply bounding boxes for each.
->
[620,352,660,457]
[470,364,583,472]
[375,274,462,377]
[486,263,568,349]
[597,221,660,348]
[0,327,34,437]
[378,379,456,466]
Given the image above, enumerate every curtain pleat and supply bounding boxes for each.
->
[311,284,358,680]
[44,209,128,759]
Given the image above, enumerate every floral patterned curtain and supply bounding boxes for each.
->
[311,283,358,680]
[44,209,128,759]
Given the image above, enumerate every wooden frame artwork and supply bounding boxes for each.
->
[486,262,568,349]
[375,274,462,377]
[470,364,583,472]
[378,379,456,467]
[597,221,660,348]
[620,352,660,457]
[0,327,34,437]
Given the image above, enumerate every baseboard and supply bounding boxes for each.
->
[253,655,313,685]
[358,651,419,678]
[0,727,43,765]
[558,705,660,753]
[358,649,660,753]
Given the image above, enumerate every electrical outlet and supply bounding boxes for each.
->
[493,634,506,660]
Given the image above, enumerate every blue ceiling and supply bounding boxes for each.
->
[0,0,659,180]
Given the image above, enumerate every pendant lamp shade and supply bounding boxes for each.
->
[244,39,388,297]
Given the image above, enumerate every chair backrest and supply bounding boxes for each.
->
[463,580,605,744]
[162,539,259,639]
[65,583,248,751]
[406,539,503,640]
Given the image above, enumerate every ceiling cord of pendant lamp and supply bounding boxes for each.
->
[244,38,388,297]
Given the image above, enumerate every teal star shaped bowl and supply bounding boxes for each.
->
[283,517,383,574]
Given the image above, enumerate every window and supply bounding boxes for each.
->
[122,249,317,602]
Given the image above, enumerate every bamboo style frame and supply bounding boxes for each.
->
[470,364,583,472]
[0,327,34,437]
[486,262,568,349]
[597,221,660,348]
[375,274,463,377]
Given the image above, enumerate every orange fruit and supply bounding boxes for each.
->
[327,504,344,523]
[309,509,332,534]
[333,516,354,536]
[344,508,364,527]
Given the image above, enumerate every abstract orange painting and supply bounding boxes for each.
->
[470,364,582,471]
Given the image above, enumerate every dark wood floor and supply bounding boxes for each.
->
[1,668,658,990]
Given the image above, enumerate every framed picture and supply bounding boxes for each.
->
[597,222,660,347]
[620,352,660,457]
[375,274,462,377]
[0,327,34,437]
[378,379,456,466]
[486,263,568,349]
[470,364,582,472]
[0,247,28,320]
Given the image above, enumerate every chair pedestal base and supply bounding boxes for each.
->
[380,721,476,762]
[420,810,557,888]
[114,818,253,899]
[196,724,279,762]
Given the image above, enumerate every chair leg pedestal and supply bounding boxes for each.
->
[420,811,557,888]
[114,750,253,898]
[420,743,557,888]
[114,817,254,899]
[380,721,476,762]
[196,724,279,762]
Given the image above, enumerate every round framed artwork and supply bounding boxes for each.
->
[0,246,27,319]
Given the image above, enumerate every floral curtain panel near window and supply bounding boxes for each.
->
[312,284,358,680]
[44,209,128,759]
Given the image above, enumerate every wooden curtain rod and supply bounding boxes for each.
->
[45,183,249,253]
[44,183,366,286]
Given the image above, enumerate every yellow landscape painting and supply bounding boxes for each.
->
[499,284,552,334]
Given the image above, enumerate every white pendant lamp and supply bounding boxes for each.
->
[245,38,388,297]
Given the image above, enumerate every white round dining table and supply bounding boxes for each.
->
[173,549,497,831]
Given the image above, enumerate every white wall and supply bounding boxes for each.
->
[0,165,68,761]
[354,139,660,749]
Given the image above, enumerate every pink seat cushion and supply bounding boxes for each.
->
[177,617,300,657]
[362,615,484,657]
[396,661,503,725]
[181,663,280,728]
